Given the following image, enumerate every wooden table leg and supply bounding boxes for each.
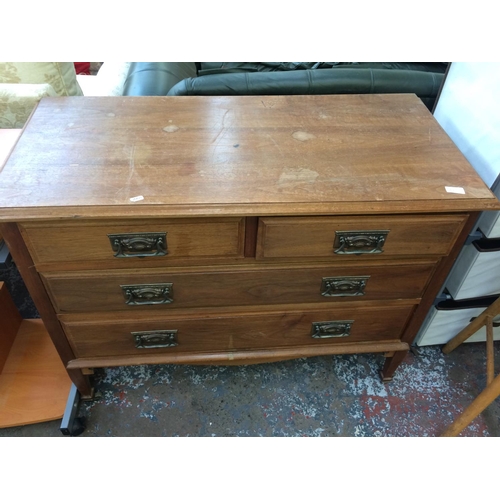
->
[380,350,408,382]
[486,316,495,386]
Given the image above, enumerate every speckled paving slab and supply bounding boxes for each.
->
[70,344,499,437]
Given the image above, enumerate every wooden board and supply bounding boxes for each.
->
[256,214,468,259]
[60,302,416,358]
[0,95,497,220]
[41,260,436,313]
[0,318,71,428]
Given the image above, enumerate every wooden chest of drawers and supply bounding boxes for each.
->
[0,94,497,399]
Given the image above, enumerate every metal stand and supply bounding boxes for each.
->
[60,383,86,436]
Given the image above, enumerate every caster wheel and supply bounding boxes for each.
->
[61,417,86,436]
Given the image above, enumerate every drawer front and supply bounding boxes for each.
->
[62,304,415,358]
[256,215,468,259]
[44,261,435,313]
[21,218,245,265]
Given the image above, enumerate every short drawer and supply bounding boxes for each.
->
[256,215,468,260]
[61,304,415,358]
[21,218,245,266]
[43,261,435,313]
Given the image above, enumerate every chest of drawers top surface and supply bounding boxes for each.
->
[0,94,497,220]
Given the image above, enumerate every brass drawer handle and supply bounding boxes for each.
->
[321,276,369,297]
[121,283,173,306]
[311,320,354,339]
[107,232,168,258]
[132,330,178,349]
[334,230,389,255]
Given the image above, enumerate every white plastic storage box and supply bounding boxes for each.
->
[445,238,500,300]
[416,295,500,346]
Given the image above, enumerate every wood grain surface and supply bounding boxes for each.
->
[67,340,410,369]
[42,260,435,313]
[256,214,467,259]
[0,319,71,428]
[0,95,497,220]
[0,94,496,392]
[20,217,245,265]
[60,303,415,358]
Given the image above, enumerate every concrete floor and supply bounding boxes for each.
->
[1,344,499,437]
[1,261,499,437]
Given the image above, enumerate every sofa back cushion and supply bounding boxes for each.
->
[167,67,444,110]
[0,83,58,128]
[0,62,83,96]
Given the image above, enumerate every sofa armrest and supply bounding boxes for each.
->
[76,62,132,96]
[123,62,197,96]
[0,83,57,128]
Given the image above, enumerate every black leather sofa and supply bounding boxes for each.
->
[123,62,448,110]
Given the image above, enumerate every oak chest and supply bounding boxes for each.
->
[0,94,497,398]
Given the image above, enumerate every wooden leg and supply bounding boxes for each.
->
[443,296,500,354]
[380,350,408,382]
[68,368,93,400]
[441,372,500,437]
[486,316,494,386]
[0,223,94,399]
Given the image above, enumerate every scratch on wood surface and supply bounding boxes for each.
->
[211,109,230,144]
[126,144,136,185]
[267,134,284,157]
[114,144,141,198]
[209,110,232,165]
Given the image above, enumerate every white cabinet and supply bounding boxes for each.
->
[416,63,500,346]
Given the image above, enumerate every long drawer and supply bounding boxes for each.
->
[21,218,245,266]
[43,261,435,313]
[61,303,416,358]
[256,215,468,259]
